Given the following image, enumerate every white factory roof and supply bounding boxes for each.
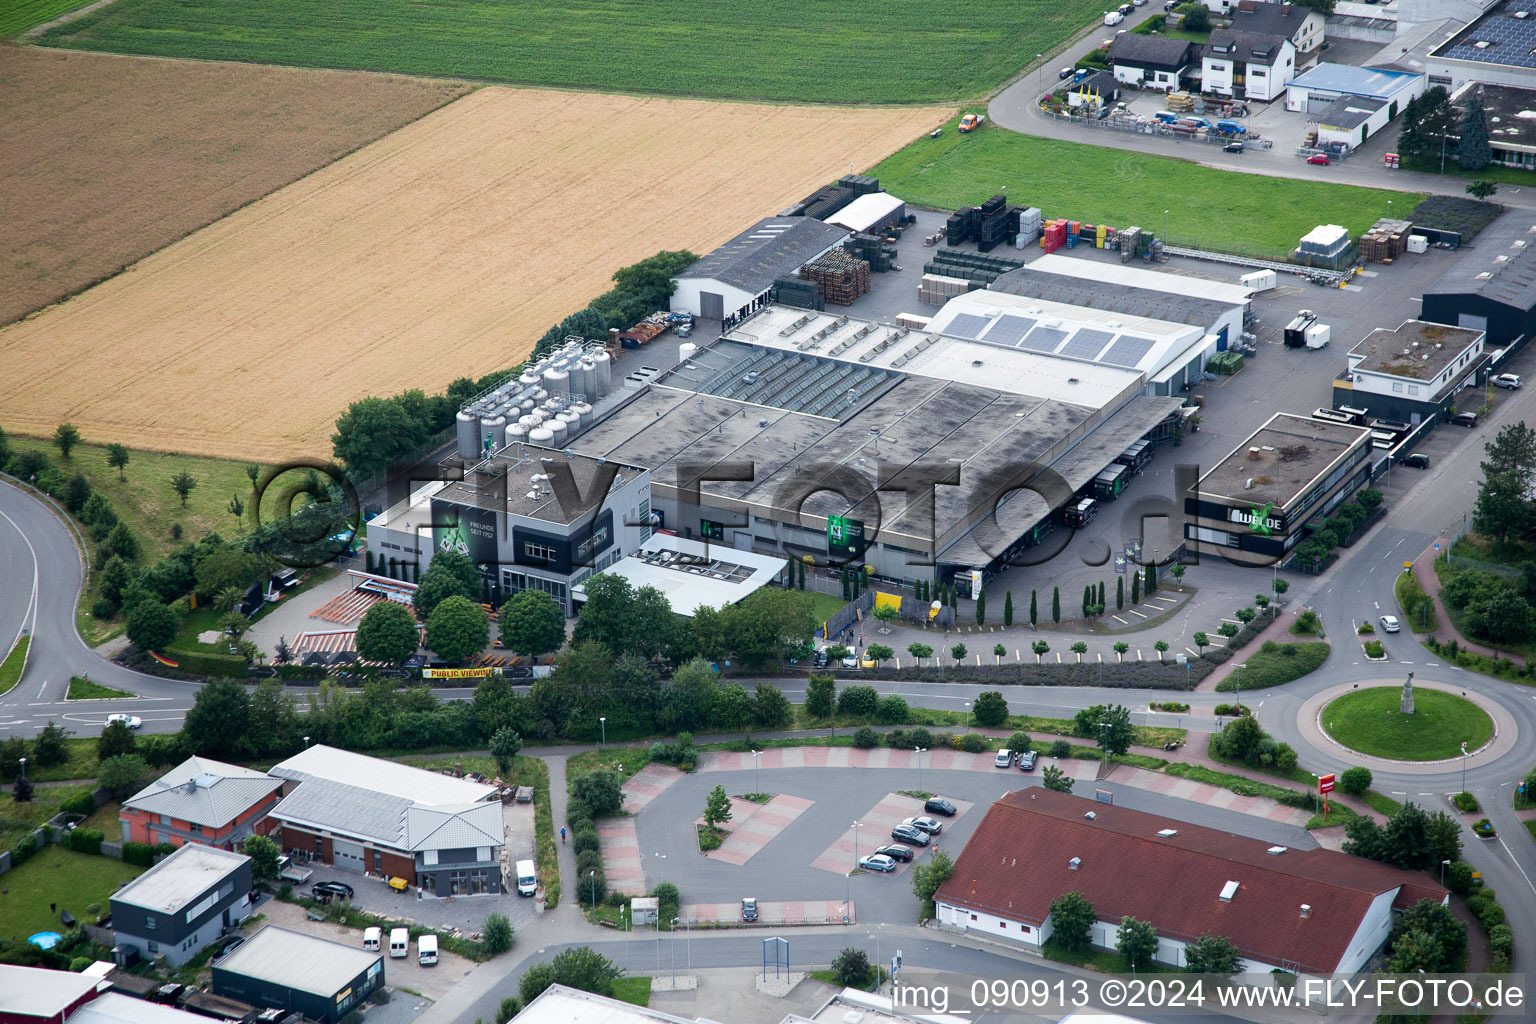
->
[70,993,209,1024]
[0,964,99,1017]
[825,192,906,234]
[1029,253,1255,307]
[789,989,971,1024]
[213,927,380,996]
[727,303,1143,411]
[270,744,496,807]
[111,843,248,914]
[573,534,786,616]
[369,479,446,530]
[514,985,714,1024]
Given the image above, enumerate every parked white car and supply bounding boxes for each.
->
[1492,373,1522,389]
[106,713,142,730]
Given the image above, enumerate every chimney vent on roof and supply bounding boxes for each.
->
[1069,857,1082,871]
[1300,904,1312,919]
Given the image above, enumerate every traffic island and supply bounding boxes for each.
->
[1298,676,1517,774]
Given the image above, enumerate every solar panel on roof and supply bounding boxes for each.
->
[981,314,1035,346]
[1100,335,1156,367]
[945,313,992,340]
[1059,328,1115,360]
[1021,326,1066,352]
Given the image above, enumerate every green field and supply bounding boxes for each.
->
[1322,688,1493,761]
[870,116,1425,259]
[1217,641,1329,692]
[35,0,1101,103]
[1,0,87,38]
[0,847,143,940]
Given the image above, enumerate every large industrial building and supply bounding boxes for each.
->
[670,217,849,322]
[1333,319,1488,421]
[564,281,1214,591]
[1421,214,1536,352]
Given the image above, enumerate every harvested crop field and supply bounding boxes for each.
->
[0,46,469,327]
[0,88,949,463]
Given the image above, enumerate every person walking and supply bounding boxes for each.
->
[561,827,566,844]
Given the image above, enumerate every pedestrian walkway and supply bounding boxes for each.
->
[599,817,646,895]
[1109,765,1313,827]
[681,899,850,927]
[699,746,1102,779]
[622,763,686,811]
[1414,542,1528,668]
[1194,606,1306,692]
[701,794,814,866]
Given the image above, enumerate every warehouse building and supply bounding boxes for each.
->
[1333,320,1487,420]
[1284,61,1424,115]
[110,844,252,966]
[573,533,788,617]
[568,299,1186,593]
[268,745,505,896]
[1422,215,1536,350]
[1184,412,1372,566]
[212,928,382,1024]
[670,218,849,322]
[825,193,907,236]
[1309,94,1393,148]
[934,789,1446,974]
[1428,0,1536,90]
[1452,82,1536,170]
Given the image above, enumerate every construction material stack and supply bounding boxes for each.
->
[977,193,1010,253]
[919,274,972,305]
[800,250,871,305]
[844,232,897,271]
[1015,206,1043,247]
[772,276,824,311]
[1165,91,1195,112]
[923,248,1024,286]
[1042,218,1069,253]
[838,174,881,195]
[946,206,979,246]
[1117,226,1142,262]
[1358,218,1413,264]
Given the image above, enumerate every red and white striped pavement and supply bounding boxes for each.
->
[599,817,646,895]
[620,763,687,812]
[698,746,1101,778]
[1109,766,1314,827]
[694,794,814,867]
[680,899,853,926]
[310,589,384,624]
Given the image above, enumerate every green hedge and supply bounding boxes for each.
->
[277,664,329,681]
[121,841,173,867]
[64,829,104,855]
[59,792,98,817]
[170,650,249,678]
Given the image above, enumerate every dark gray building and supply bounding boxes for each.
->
[110,844,252,966]
[212,927,383,1024]
[1422,216,1536,353]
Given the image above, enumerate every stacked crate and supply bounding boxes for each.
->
[978,193,1011,253]
[1358,217,1413,264]
[773,276,824,311]
[919,274,972,305]
[801,250,871,305]
[946,206,979,246]
[844,232,897,271]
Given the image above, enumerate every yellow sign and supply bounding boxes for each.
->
[421,667,492,679]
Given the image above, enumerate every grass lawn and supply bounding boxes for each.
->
[0,0,90,37]
[1322,688,1493,761]
[806,592,849,627]
[0,847,142,937]
[67,676,131,700]
[0,784,93,850]
[869,115,1423,260]
[1042,938,1177,974]
[610,976,652,1007]
[40,0,1104,103]
[0,636,30,696]
[6,436,259,565]
[81,799,123,834]
[1216,640,1329,692]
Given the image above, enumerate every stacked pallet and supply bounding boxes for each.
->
[978,193,1011,253]
[1165,91,1195,112]
[772,276,824,311]
[1359,217,1413,264]
[919,273,971,305]
[845,232,897,271]
[801,250,871,305]
[946,206,979,246]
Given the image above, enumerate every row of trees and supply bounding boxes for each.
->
[1048,890,1242,974]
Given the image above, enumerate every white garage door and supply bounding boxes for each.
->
[332,840,366,870]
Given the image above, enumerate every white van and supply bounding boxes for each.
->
[515,859,538,897]
[1104,10,1124,25]
[417,934,438,967]
[363,927,381,952]
[389,927,409,958]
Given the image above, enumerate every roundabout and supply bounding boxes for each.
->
[1299,677,1517,774]
[1322,686,1493,762]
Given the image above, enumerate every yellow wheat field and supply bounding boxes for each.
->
[0,87,950,463]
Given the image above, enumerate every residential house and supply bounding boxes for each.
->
[267,744,506,896]
[1203,30,1298,100]
[934,788,1445,973]
[119,757,283,850]
[110,844,253,966]
[1108,34,1196,91]
[1230,1,1326,59]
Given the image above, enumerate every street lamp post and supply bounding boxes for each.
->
[590,870,597,916]
[1441,859,1450,887]
[670,917,678,988]
[600,716,607,748]
[1461,742,1470,794]
[1164,209,1170,243]
[303,736,310,749]
[963,701,971,730]
[617,763,624,790]
[869,925,884,993]
[654,852,666,888]
[853,821,862,867]
[17,757,25,780]
[752,749,760,798]
[915,747,926,794]
[1098,721,1110,767]
[1235,663,1245,709]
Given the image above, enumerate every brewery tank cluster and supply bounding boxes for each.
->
[455,337,615,458]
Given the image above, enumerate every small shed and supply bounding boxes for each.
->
[630,897,659,926]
